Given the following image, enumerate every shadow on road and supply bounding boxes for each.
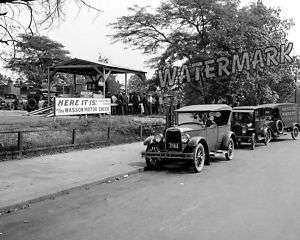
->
[128,161,146,167]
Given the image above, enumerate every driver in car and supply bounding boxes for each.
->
[193,112,207,125]
[206,115,217,128]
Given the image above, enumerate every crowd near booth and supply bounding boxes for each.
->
[47,58,151,116]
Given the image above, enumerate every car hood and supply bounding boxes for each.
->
[167,125,204,133]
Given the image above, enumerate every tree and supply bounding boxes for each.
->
[106,75,121,95]
[110,0,296,105]
[128,74,146,93]
[0,72,12,83]
[0,0,101,52]
[5,33,70,86]
[98,53,109,63]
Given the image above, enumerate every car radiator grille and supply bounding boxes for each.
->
[165,130,182,151]
[232,124,243,135]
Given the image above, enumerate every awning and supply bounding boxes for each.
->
[49,58,146,78]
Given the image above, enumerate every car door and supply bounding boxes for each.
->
[217,124,229,149]
[206,124,218,151]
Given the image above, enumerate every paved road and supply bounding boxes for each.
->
[1,137,300,240]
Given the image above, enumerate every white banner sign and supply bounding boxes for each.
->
[55,98,111,116]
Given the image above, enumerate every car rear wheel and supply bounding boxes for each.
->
[225,138,234,160]
[276,120,284,134]
[291,126,299,140]
[27,98,38,112]
[264,129,271,145]
[192,143,206,173]
[145,145,160,170]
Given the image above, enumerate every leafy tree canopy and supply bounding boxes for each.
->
[0,0,101,52]
[111,0,298,105]
[5,34,70,86]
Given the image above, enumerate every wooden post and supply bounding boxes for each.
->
[107,127,111,144]
[125,73,128,95]
[73,74,77,94]
[72,129,76,145]
[150,94,153,115]
[47,68,51,107]
[140,125,143,139]
[17,131,23,157]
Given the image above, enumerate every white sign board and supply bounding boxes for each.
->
[55,98,111,116]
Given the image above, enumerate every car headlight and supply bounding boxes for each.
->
[181,133,190,143]
[143,136,154,145]
[247,123,253,127]
[242,127,247,134]
[154,134,163,143]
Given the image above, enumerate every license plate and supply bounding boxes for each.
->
[169,143,179,149]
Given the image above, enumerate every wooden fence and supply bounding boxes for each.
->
[0,124,164,159]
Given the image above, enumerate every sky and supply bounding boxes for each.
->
[1,0,300,80]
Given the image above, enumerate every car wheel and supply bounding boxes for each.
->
[145,145,160,170]
[276,120,284,134]
[250,133,256,150]
[192,143,206,173]
[225,138,234,160]
[291,126,299,140]
[27,98,38,112]
[264,129,271,145]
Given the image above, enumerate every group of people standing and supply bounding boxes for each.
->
[108,91,163,115]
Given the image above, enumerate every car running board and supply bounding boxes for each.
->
[210,150,227,157]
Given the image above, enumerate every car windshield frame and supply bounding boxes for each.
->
[232,110,254,124]
[177,110,231,127]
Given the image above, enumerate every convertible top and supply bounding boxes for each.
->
[233,106,262,110]
[176,104,232,112]
[234,103,298,110]
[233,109,254,113]
[259,103,298,109]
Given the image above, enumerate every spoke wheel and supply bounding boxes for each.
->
[145,145,160,170]
[225,138,234,160]
[192,143,206,173]
[291,126,299,140]
[264,129,271,145]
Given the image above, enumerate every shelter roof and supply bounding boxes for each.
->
[49,58,147,77]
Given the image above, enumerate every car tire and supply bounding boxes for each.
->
[27,98,38,112]
[276,120,284,134]
[225,138,234,160]
[145,145,160,170]
[291,126,299,140]
[192,143,206,173]
[250,133,256,150]
[264,129,271,145]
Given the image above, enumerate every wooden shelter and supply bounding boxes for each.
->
[48,58,147,104]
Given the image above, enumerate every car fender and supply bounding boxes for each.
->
[143,136,154,146]
[187,136,207,148]
[221,131,237,149]
[293,123,300,130]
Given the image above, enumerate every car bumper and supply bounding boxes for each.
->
[141,151,194,160]
[236,135,253,141]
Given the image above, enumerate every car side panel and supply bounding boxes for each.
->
[278,104,299,128]
[206,125,218,151]
[217,125,230,149]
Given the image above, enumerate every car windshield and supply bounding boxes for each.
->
[233,111,254,124]
[178,111,231,126]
